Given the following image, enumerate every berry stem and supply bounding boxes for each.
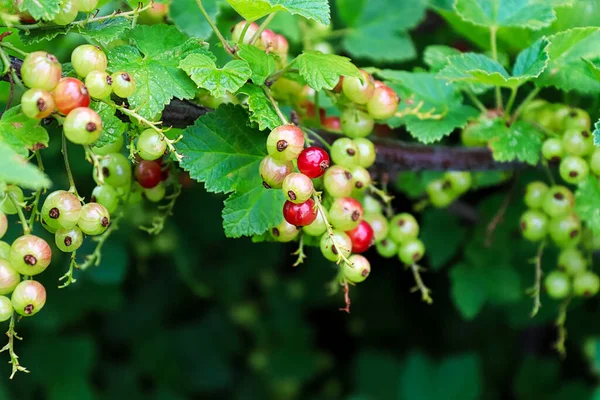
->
[394,100,445,120]
[8,191,30,235]
[541,158,556,186]
[527,240,546,318]
[312,192,352,266]
[409,263,433,304]
[58,252,78,288]
[62,132,81,199]
[263,85,288,124]
[511,88,541,124]
[237,21,252,45]
[266,58,299,84]
[194,0,234,55]
[553,296,571,358]
[504,87,519,117]
[292,233,307,267]
[0,312,29,379]
[84,145,105,185]
[79,211,123,271]
[0,41,27,57]
[489,26,503,111]
[464,89,487,113]
[368,183,394,205]
[303,127,333,150]
[485,173,518,246]
[249,12,277,46]
[140,178,182,235]
[26,151,45,230]
[339,281,351,313]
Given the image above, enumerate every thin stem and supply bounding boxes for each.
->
[490,26,503,110]
[368,184,394,205]
[140,179,182,235]
[266,58,298,84]
[339,281,351,313]
[263,85,287,124]
[62,133,80,198]
[485,173,518,246]
[292,233,307,267]
[27,152,44,229]
[8,192,30,234]
[0,312,28,379]
[409,263,433,304]
[465,89,487,113]
[78,212,122,271]
[511,87,541,124]
[58,252,78,288]
[237,21,252,45]
[313,193,352,266]
[195,0,233,54]
[303,127,333,150]
[554,296,571,358]
[504,87,519,117]
[84,145,105,184]
[527,240,545,318]
[541,159,556,186]
[0,45,10,76]
[0,42,27,57]
[249,13,277,46]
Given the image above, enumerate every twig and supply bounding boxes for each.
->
[262,85,287,124]
[368,183,394,205]
[8,192,30,234]
[292,233,307,267]
[553,297,571,358]
[339,281,351,313]
[249,12,277,46]
[408,263,433,304]
[0,313,29,379]
[526,240,545,317]
[58,252,78,288]
[195,0,233,54]
[140,180,182,235]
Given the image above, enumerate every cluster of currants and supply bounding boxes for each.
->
[230,20,289,61]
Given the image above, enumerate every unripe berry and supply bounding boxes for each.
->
[346,220,374,253]
[274,34,289,59]
[328,197,363,231]
[376,238,397,258]
[549,213,581,248]
[75,0,99,12]
[85,70,113,99]
[364,213,388,242]
[573,271,600,297]
[323,165,353,198]
[266,125,305,162]
[362,195,382,215]
[342,70,375,104]
[64,107,103,144]
[350,166,371,193]
[354,138,376,168]
[96,153,132,187]
[519,210,549,242]
[426,179,455,208]
[78,203,110,235]
[0,186,24,215]
[342,254,371,283]
[9,235,52,275]
[320,230,352,262]
[11,280,46,317]
[542,186,574,218]
[542,138,564,162]
[591,149,600,177]
[111,72,136,98]
[563,108,591,131]
[562,128,593,157]
[544,271,571,300]
[366,85,399,120]
[71,44,107,77]
[53,0,78,25]
[524,181,548,209]
[0,212,6,240]
[21,88,55,119]
[282,173,314,203]
[0,242,9,260]
[331,138,360,168]
[270,219,300,242]
[144,183,166,203]
[340,108,374,138]
[21,51,62,91]
[90,185,119,214]
[92,134,124,155]
[444,171,472,196]
[302,208,327,237]
[0,259,19,295]
[398,238,425,264]
[41,190,82,230]
[230,21,259,44]
[0,296,11,322]
[297,147,330,179]
[136,129,167,161]
[559,156,589,184]
[389,213,419,244]
[258,29,277,51]
[55,227,84,252]
[557,248,587,276]
[283,199,317,227]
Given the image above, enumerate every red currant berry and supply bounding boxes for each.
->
[542,138,564,162]
[21,51,62,91]
[398,238,426,264]
[559,156,589,184]
[258,29,277,51]
[320,230,352,262]
[297,147,330,178]
[364,212,388,242]
[544,271,571,299]
[350,166,371,193]
[0,259,19,295]
[71,44,107,77]
[283,199,317,227]
[111,71,136,98]
[282,173,314,203]
[274,34,289,58]
[230,21,259,44]
[21,88,55,119]
[323,165,353,198]
[11,280,46,317]
[542,186,575,218]
[259,156,293,189]
[9,235,52,276]
[389,213,419,244]
[573,271,600,297]
[266,124,305,161]
[97,153,132,188]
[329,197,363,231]
[342,254,371,283]
[63,107,103,144]
[144,183,166,203]
[135,160,162,189]
[0,296,11,322]
[78,202,110,235]
[340,108,374,138]
[322,116,341,132]
[55,227,84,252]
[91,185,119,214]
[331,138,360,168]
[41,190,83,230]
[354,138,376,168]
[52,77,91,115]
[367,85,399,120]
[524,181,548,209]
[346,220,374,253]
[342,70,375,104]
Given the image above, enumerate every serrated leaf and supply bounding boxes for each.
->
[488,121,543,165]
[403,105,479,144]
[170,0,220,40]
[237,83,281,130]
[77,18,131,46]
[0,106,49,157]
[583,58,600,83]
[0,143,51,190]
[90,102,127,147]
[423,45,462,72]
[180,54,251,98]
[295,51,361,91]
[18,26,69,45]
[226,0,330,25]
[575,176,600,236]
[454,0,556,30]
[20,0,60,20]
[537,27,600,93]
[450,263,487,320]
[236,44,276,86]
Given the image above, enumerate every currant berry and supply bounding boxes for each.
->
[323,165,353,198]
[266,124,305,162]
[144,183,166,203]
[134,129,165,161]
[55,227,84,252]
[258,29,277,51]
[350,166,371,193]
[0,259,19,295]
[460,123,487,147]
[364,213,388,242]
[91,185,119,214]
[0,242,9,260]
[71,44,107,77]
[342,254,371,283]
[573,271,600,297]
[559,156,589,184]
[557,248,587,276]
[64,107,102,144]
[549,213,581,248]
[270,220,300,243]
[563,108,591,131]
[331,138,360,168]
[302,208,327,236]
[426,179,455,208]
[275,34,289,59]
[78,203,110,235]
[0,296,11,322]
[362,195,382,215]
[53,77,91,115]
[85,70,113,99]
[541,186,574,218]
[544,271,571,300]
[398,238,425,264]
[389,213,419,244]
[0,186,24,215]
[21,88,55,119]
[346,220,374,253]
[260,156,294,189]
[283,199,317,227]
[342,70,375,104]
[321,116,341,132]
[328,197,363,231]
[552,104,572,133]
[542,138,564,162]
[353,138,376,168]
[376,238,397,258]
[366,85,399,120]
[591,149,600,177]
[92,134,124,156]
[519,210,549,242]
[340,108,374,138]
[21,51,62,91]
[41,190,82,230]
[111,72,136,98]
[230,21,259,44]
[75,0,98,12]
[9,235,52,275]
[297,147,330,179]
[97,153,132,187]
[521,99,548,123]
[0,211,6,240]
[282,173,314,203]
[320,230,352,262]
[562,128,594,157]
[11,280,46,317]
[523,181,548,209]
[135,160,161,189]
[444,171,472,196]
[53,0,78,25]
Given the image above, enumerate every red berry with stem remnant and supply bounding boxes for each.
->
[9,235,52,276]
[266,124,305,161]
[53,77,91,115]
[135,160,162,189]
[283,199,318,227]
[297,147,330,178]
[367,85,399,120]
[346,220,374,253]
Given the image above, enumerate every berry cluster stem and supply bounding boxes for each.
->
[27,152,45,230]
[409,263,433,304]
[489,26,503,110]
[79,212,123,271]
[84,145,105,184]
[62,132,81,199]
[527,240,546,318]
[0,313,29,379]
[249,12,277,46]
[58,252,78,288]
[263,85,288,124]
[554,296,571,358]
[312,193,352,266]
[8,192,30,235]
[194,0,234,55]
[140,179,182,235]
[339,281,351,313]
[292,233,307,267]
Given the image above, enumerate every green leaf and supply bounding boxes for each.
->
[583,58,600,82]
[170,0,220,40]
[336,0,367,27]
[454,0,556,30]
[594,118,600,146]
[488,121,543,165]
[180,54,252,98]
[484,264,521,304]
[420,210,466,270]
[537,27,600,93]
[402,105,479,144]
[0,106,49,157]
[18,26,69,45]
[423,45,461,72]
[20,0,60,20]
[0,142,51,190]
[108,24,210,119]
[237,83,281,131]
[237,44,276,86]
[77,18,131,46]
[575,176,600,236]
[343,28,416,63]
[90,102,128,147]
[175,105,285,237]
[226,0,330,25]
[449,263,487,320]
[295,51,361,91]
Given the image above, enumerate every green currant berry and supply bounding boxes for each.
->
[144,183,166,203]
[270,219,300,242]
[366,85,399,120]
[350,166,371,194]
[21,88,55,119]
[362,195,382,215]
[364,213,388,242]
[282,173,314,203]
[136,129,166,161]
[260,156,293,189]
[53,0,78,25]
[266,124,305,162]
[71,44,107,77]
[542,138,564,162]
[41,190,82,230]
[536,106,560,132]
[78,203,110,235]
[376,238,397,258]
[125,182,144,205]
[544,271,571,300]
[557,247,587,276]
[444,171,472,196]
[302,208,327,237]
[319,231,352,262]
[460,122,487,147]
[230,21,259,44]
[559,156,589,184]
[9,235,52,275]
[111,71,136,98]
[342,254,371,283]
[328,197,363,231]
[519,210,549,242]
[21,51,62,91]
[63,107,103,144]
[11,280,46,317]
[323,165,353,198]
[562,128,594,157]
[542,186,575,218]
[85,70,113,99]
[590,149,600,177]
[551,104,572,133]
[55,227,84,252]
[75,0,98,12]
[96,153,132,187]
[0,296,11,322]
[426,179,455,208]
[398,238,425,264]
[0,186,24,215]
[331,138,360,168]
[353,138,376,168]
[524,181,548,209]
[0,242,9,260]
[342,70,375,104]
[92,134,124,156]
[340,108,374,138]
[0,259,19,295]
[563,108,591,131]
[0,211,6,240]
[549,213,581,248]
[389,213,419,244]
[91,185,119,214]
[521,99,548,124]
[573,271,600,297]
